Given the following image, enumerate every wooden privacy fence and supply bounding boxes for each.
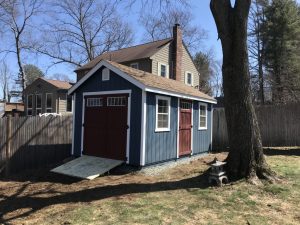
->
[0,115,72,175]
[213,104,300,150]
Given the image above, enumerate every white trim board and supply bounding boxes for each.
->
[68,60,217,104]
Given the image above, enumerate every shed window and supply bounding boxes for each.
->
[102,68,110,81]
[66,94,72,112]
[158,63,169,78]
[46,93,52,113]
[27,95,33,116]
[87,98,103,107]
[199,103,207,130]
[185,72,193,86]
[130,63,139,69]
[155,96,171,132]
[107,97,126,106]
[36,94,42,115]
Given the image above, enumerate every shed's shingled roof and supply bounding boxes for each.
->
[76,38,172,72]
[107,61,215,102]
[42,78,73,90]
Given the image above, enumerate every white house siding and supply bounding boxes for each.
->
[182,46,199,88]
[151,43,172,76]
[58,93,67,114]
[151,42,199,88]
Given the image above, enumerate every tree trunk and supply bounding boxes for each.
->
[210,0,276,181]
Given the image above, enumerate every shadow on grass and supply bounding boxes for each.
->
[263,148,300,156]
[0,169,210,224]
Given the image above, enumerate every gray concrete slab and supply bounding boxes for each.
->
[51,155,124,180]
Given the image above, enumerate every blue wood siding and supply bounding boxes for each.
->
[192,102,212,154]
[73,67,142,165]
[145,93,178,165]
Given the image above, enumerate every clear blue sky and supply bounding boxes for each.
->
[5,0,299,83]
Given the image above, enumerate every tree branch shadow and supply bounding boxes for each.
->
[0,171,211,224]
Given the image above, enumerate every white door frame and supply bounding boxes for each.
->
[81,89,132,164]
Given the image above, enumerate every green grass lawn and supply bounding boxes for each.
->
[1,152,299,225]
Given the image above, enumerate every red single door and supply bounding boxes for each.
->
[83,94,128,160]
[179,100,192,156]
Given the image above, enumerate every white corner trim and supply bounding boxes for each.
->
[140,91,147,166]
[155,95,171,132]
[176,98,180,159]
[126,93,131,164]
[81,96,85,155]
[191,101,194,155]
[71,93,76,155]
[198,102,208,130]
[211,105,214,151]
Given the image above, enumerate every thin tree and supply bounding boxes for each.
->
[0,61,11,102]
[0,0,42,102]
[34,0,134,68]
[210,0,277,182]
[248,0,268,104]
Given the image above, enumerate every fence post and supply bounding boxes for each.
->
[5,115,12,176]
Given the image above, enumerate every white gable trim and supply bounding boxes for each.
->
[69,60,146,95]
[69,60,217,104]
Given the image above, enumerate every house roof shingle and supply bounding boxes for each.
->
[76,38,172,72]
[42,78,73,90]
[107,61,216,102]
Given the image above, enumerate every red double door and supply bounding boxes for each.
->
[83,94,128,161]
[179,100,192,156]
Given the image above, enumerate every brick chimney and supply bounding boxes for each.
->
[172,24,183,81]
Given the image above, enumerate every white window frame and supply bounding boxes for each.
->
[36,94,42,115]
[185,71,193,86]
[130,63,139,69]
[102,68,110,81]
[198,102,208,130]
[27,94,33,116]
[45,93,52,113]
[107,96,126,106]
[155,95,171,132]
[86,97,103,107]
[66,94,73,112]
[158,62,169,78]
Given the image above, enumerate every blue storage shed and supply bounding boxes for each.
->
[68,60,217,166]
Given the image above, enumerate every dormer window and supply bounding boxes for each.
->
[158,62,169,78]
[130,63,139,69]
[185,71,193,86]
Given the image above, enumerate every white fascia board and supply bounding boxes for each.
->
[144,87,217,104]
[68,60,146,95]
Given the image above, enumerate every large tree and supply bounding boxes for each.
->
[248,0,269,104]
[34,0,134,67]
[263,0,300,103]
[210,0,276,182]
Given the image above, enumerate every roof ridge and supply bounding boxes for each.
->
[101,38,172,55]
[42,77,71,83]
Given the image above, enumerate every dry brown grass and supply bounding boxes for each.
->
[0,151,299,225]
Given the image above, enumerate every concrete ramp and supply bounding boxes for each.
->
[51,155,124,180]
